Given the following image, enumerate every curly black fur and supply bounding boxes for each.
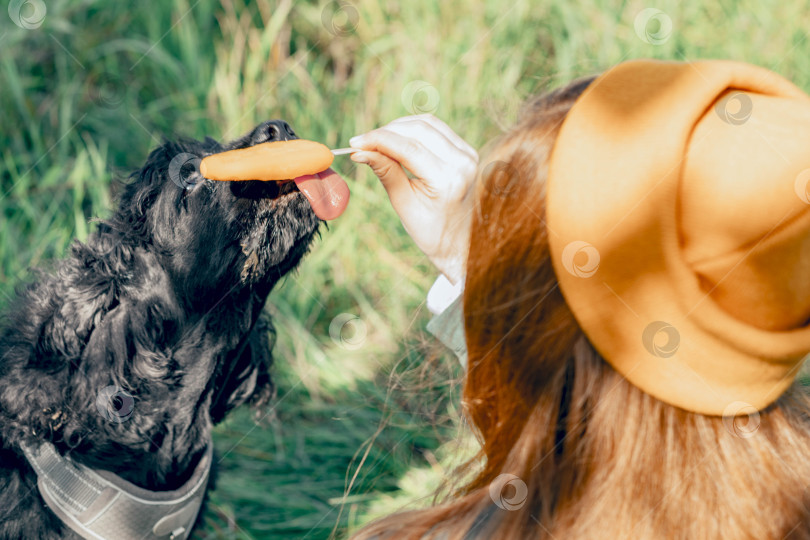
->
[0,120,320,539]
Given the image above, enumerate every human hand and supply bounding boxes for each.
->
[349,115,478,285]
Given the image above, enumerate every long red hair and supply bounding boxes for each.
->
[353,78,810,539]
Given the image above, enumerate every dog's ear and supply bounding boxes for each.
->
[209,314,276,424]
[110,139,208,243]
[109,141,177,243]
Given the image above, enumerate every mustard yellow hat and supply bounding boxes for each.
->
[547,59,810,415]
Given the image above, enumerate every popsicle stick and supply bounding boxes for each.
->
[331,147,359,156]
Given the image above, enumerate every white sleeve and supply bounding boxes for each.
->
[425,274,467,368]
[426,274,464,315]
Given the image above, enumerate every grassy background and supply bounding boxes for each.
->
[2,0,810,538]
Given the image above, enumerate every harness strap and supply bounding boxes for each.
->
[21,439,212,540]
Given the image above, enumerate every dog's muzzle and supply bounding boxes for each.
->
[20,438,212,540]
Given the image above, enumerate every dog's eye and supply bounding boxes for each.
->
[182,176,201,189]
[180,166,202,190]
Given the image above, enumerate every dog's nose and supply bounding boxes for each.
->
[251,120,297,145]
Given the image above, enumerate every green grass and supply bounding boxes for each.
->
[3,0,810,537]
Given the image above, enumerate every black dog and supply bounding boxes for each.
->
[0,120,320,539]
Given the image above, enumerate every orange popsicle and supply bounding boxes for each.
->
[200,139,334,181]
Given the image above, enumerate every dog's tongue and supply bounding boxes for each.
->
[293,169,350,220]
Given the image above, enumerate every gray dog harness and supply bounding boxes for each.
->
[20,439,212,540]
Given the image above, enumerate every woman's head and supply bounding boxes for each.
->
[354,70,810,539]
[459,70,810,538]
